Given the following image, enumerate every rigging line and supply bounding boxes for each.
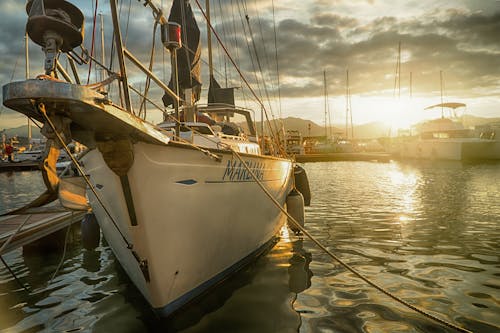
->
[229,0,248,108]
[246,12,282,149]
[230,150,473,333]
[216,0,229,85]
[210,2,224,82]
[194,0,283,154]
[0,54,20,117]
[86,0,99,85]
[129,84,165,113]
[0,214,32,293]
[253,0,275,115]
[179,0,194,88]
[242,6,282,149]
[0,256,30,292]
[271,0,282,119]
[0,215,32,255]
[139,21,159,118]
[124,0,132,45]
[236,2,281,152]
[36,103,134,252]
[236,1,264,102]
[49,219,72,283]
[393,41,401,98]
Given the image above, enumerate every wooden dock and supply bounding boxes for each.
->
[0,210,86,255]
[0,161,40,172]
[295,152,391,163]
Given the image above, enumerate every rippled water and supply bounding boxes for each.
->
[0,161,499,332]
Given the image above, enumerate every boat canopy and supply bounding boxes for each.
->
[424,102,466,110]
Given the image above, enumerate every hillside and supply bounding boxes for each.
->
[1,124,42,140]
[2,115,499,142]
[257,117,390,139]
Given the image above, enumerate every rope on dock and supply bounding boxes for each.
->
[230,149,473,333]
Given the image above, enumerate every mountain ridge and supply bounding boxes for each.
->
[2,115,499,141]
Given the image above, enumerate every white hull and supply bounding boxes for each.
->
[399,138,500,160]
[82,141,293,314]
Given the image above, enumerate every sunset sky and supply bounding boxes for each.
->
[0,0,499,132]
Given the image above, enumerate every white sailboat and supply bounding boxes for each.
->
[3,0,296,316]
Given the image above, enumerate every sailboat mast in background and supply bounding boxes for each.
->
[345,69,353,140]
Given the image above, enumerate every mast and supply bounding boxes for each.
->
[394,41,401,99]
[25,32,32,148]
[109,0,132,112]
[440,70,444,118]
[206,0,214,80]
[99,13,106,93]
[323,70,328,141]
[345,69,349,139]
[345,69,354,140]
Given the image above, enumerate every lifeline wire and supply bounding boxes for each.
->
[230,149,472,333]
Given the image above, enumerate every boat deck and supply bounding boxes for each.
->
[0,210,86,255]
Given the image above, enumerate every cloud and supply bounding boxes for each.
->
[1,0,499,128]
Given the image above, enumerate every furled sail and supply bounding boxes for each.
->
[162,0,201,107]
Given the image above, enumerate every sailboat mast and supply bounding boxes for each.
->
[99,13,106,87]
[206,0,214,80]
[109,0,132,112]
[345,69,349,139]
[25,32,32,147]
[440,70,444,118]
[323,70,328,141]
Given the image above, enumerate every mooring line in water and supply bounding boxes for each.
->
[230,150,472,333]
[0,215,32,255]
[50,213,73,283]
[0,215,32,292]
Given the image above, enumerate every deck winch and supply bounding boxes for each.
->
[26,0,84,75]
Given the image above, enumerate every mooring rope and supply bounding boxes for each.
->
[0,214,32,292]
[230,149,472,333]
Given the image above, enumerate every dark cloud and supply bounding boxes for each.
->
[1,0,499,127]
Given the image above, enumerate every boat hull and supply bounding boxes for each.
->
[399,139,500,160]
[82,141,293,314]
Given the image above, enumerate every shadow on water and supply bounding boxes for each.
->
[134,236,313,333]
[288,239,313,294]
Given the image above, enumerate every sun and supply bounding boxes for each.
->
[352,95,437,136]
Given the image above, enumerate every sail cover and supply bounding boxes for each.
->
[208,76,235,105]
[162,0,201,107]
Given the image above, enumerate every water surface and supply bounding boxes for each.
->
[0,161,499,332]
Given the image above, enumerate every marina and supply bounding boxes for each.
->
[0,0,499,332]
[0,161,40,172]
[1,162,499,332]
